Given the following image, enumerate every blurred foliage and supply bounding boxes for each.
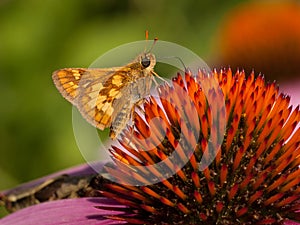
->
[2,0,298,218]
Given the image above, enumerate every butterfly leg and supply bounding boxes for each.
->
[152,71,168,84]
[124,98,147,147]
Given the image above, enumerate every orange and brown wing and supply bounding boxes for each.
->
[52,67,131,130]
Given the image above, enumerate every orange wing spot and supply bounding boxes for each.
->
[60,78,71,84]
[112,75,124,86]
[74,73,81,80]
[96,95,107,104]
[57,70,68,78]
[71,69,80,73]
[95,102,104,111]
[94,112,101,122]
[109,88,120,97]
[94,114,107,130]
[63,82,75,89]
[102,102,111,112]
[100,113,111,125]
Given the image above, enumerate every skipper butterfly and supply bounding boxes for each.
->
[52,33,161,139]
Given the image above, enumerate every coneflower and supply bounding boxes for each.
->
[0,69,299,225]
[94,68,300,224]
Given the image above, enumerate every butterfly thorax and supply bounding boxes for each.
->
[108,53,156,139]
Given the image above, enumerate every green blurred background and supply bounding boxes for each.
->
[1,0,299,218]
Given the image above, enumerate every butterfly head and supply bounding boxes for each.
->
[139,53,156,70]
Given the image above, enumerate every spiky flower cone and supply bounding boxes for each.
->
[96,69,300,224]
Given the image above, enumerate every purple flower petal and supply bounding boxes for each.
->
[0,197,127,225]
[281,79,300,106]
[284,220,300,225]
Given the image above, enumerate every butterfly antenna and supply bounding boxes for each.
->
[144,30,149,52]
[145,30,149,40]
[148,37,158,53]
[144,30,158,53]
[158,56,187,72]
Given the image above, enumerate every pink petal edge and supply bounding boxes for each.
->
[280,79,300,107]
[0,197,127,225]
[284,220,300,225]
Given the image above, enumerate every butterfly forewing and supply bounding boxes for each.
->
[52,68,119,104]
[53,67,129,129]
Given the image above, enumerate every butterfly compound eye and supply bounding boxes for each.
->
[141,56,151,68]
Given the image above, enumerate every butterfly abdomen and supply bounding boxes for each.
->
[109,104,132,139]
